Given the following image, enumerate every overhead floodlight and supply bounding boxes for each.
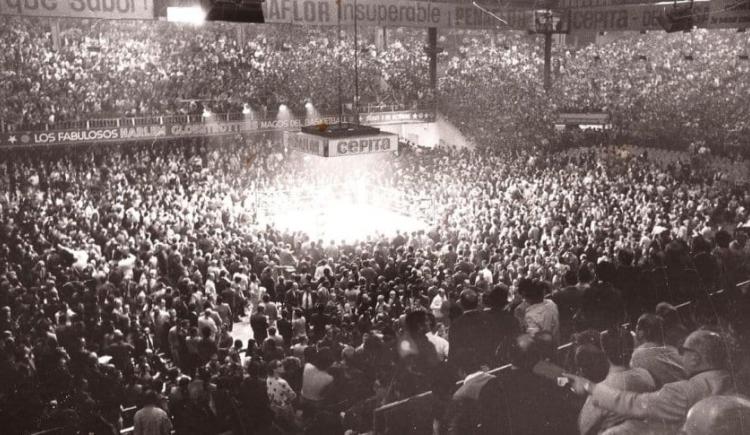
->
[167,6,206,25]
[279,104,288,112]
[242,104,252,115]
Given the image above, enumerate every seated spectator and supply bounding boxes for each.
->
[630,314,687,387]
[566,330,736,431]
[574,343,610,384]
[578,328,657,435]
[682,395,750,435]
[654,302,690,348]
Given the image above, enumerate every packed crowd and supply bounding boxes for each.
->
[0,18,428,128]
[1,130,750,434]
[437,29,750,154]
[3,16,750,156]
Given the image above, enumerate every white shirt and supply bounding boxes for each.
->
[427,332,449,361]
[430,294,446,311]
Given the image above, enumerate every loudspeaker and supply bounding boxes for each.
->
[657,6,694,33]
[206,0,264,23]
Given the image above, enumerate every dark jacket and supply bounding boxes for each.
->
[477,368,581,435]
[448,310,487,377]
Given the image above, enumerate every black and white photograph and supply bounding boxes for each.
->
[1,0,750,434]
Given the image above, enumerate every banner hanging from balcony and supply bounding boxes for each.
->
[0,0,153,19]
[0,110,436,147]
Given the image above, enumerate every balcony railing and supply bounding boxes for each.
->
[1,104,428,133]
[372,280,749,434]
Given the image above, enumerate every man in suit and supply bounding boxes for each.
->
[250,305,269,344]
[630,313,687,387]
[299,285,318,316]
[481,284,520,364]
[448,288,487,378]
[566,330,735,429]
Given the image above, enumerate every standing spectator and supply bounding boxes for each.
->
[482,284,520,364]
[515,279,560,346]
[266,359,297,430]
[448,288,486,377]
[133,390,172,435]
[250,304,269,344]
[476,334,580,435]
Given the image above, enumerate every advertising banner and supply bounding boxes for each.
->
[0,110,434,147]
[327,133,398,156]
[261,0,532,30]
[284,131,328,156]
[559,0,670,8]
[360,110,436,125]
[707,0,750,28]
[0,0,154,19]
[556,112,610,125]
[567,0,750,32]
[568,2,710,32]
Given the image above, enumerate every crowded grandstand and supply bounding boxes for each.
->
[2,2,750,435]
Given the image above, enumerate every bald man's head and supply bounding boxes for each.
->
[683,395,750,435]
[679,330,728,376]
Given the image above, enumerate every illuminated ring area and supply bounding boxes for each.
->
[255,183,431,243]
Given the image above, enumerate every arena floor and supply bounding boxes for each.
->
[258,200,429,244]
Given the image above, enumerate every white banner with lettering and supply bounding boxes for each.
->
[328,133,398,157]
[262,0,531,29]
[0,0,153,19]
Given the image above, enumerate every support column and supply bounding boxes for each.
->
[544,31,552,92]
[428,27,438,96]
[236,24,246,47]
[51,19,61,51]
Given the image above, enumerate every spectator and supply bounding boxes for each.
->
[515,279,560,345]
[482,284,521,364]
[578,328,657,435]
[682,395,750,435]
[133,390,172,435]
[566,330,736,431]
[476,334,580,435]
[266,359,297,430]
[630,313,687,387]
[448,288,486,377]
[250,304,269,344]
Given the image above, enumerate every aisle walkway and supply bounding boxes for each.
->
[230,316,254,345]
